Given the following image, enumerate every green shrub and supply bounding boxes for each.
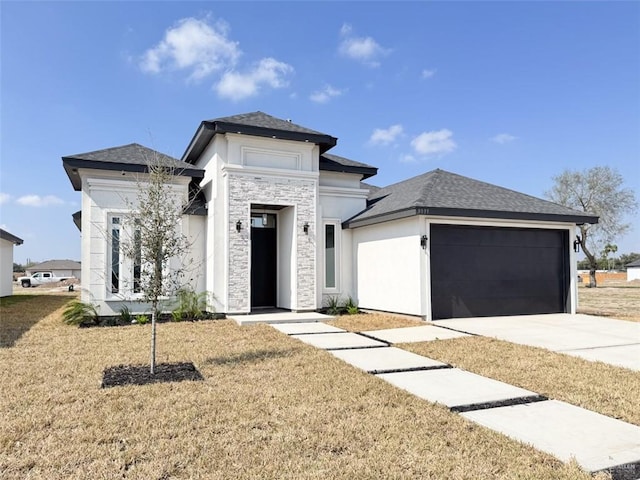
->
[134,314,149,325]
[62,300,98,326]
[118,305,132,323]
[344,296,359,315]
[172,289,209,321]
[324,295,343,316]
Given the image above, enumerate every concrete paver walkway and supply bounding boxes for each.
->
[462,400,640,473]
[362,324,469,344]
[270,317,640,476]
[378,368,540,409]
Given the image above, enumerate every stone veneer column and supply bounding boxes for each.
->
[227,173,317,313]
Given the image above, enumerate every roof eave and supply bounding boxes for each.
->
[62,157,205,191]
[320,162,378,180]
[344,207,599,229]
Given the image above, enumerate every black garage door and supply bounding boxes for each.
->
[430,224,569,320]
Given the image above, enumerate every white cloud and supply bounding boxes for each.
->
[399,154,417,164]
[309,85,344,104]
[16,195,65,207]
[0,193,11,205]
[215,58,293,101]
[411,129,456,156]
[421,69,436,79]
[140,16,241,81]
[369,124,404,146]
[338,23,390,67]
[491,133,517,144]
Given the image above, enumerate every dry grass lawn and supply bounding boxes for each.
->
[577,282,640,322]
[0,295,606,479]
[329,312,424,331]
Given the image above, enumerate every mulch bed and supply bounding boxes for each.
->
[101,362,204,388]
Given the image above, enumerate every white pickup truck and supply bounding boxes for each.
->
[17,272,73,288]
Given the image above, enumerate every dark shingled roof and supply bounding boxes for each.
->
[344,169,599,228]
[320,153,377,179]
[63,143,205,191]
[182,111,339,163]
[626,259,640,268]
[0,229,23,245]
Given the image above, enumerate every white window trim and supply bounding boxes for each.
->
[322,219,341,294]
[105,212,145,302]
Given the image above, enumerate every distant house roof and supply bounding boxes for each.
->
[62,143,205,191]
[0,229,23,245]
[28,260,81,271]
[344,169,600,228]
[626,259,640,268]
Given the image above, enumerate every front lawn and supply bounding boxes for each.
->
[1,296,606,479]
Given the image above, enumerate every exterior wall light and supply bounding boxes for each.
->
[573,235,582,253]
[236,220,242,233]
[420,235,428,250]
[303,222,310,235]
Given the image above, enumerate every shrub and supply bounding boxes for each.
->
[324,295,343,316]
[118,305,132,323]
[62,300,98,326]
[134,314,149,325]
[344,296,359,315]
[171,289,209,321]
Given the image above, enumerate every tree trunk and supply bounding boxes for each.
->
[150,302,157,374]
[588,268,597,288]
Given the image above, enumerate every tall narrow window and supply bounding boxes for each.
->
[133,227,142,293]
[325,224,336,289]
[111,217,120,293]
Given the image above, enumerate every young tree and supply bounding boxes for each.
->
[121,156,197,374]
[546,166,637,287]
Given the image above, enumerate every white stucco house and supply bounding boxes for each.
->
[63,112,598,320]
[0,229,23,297]
[626,259,640,282]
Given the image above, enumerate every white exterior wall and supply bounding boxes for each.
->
[628,267,640,282]
[352,216,424,316]
[318,171,369,307]
[78,169,195,316]
[0,238,15,297]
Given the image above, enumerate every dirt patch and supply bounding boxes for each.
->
[101,362,204,388]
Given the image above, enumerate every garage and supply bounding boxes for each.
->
[430,224,569,320]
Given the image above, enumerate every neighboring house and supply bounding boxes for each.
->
[0,229,23,297]
[62,111,598,320]
[26,260,82,280]
[626,259,640,282]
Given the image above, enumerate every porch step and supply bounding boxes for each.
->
[229,311,334,326]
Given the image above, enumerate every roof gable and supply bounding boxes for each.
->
[182,111,339,164]
[62,143,204,191]
[345,169,599,227]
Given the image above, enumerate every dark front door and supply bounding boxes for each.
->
[430,224,569,320]
[251,214,277,308]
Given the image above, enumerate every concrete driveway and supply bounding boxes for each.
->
[437,314,640,371]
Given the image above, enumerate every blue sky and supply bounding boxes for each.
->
[1,1,639,264]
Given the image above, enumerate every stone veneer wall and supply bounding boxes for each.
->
[227,173,317,312]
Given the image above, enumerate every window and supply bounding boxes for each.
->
[110,216,121,293]
[108,214,142,298]
[324,222,340,291]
